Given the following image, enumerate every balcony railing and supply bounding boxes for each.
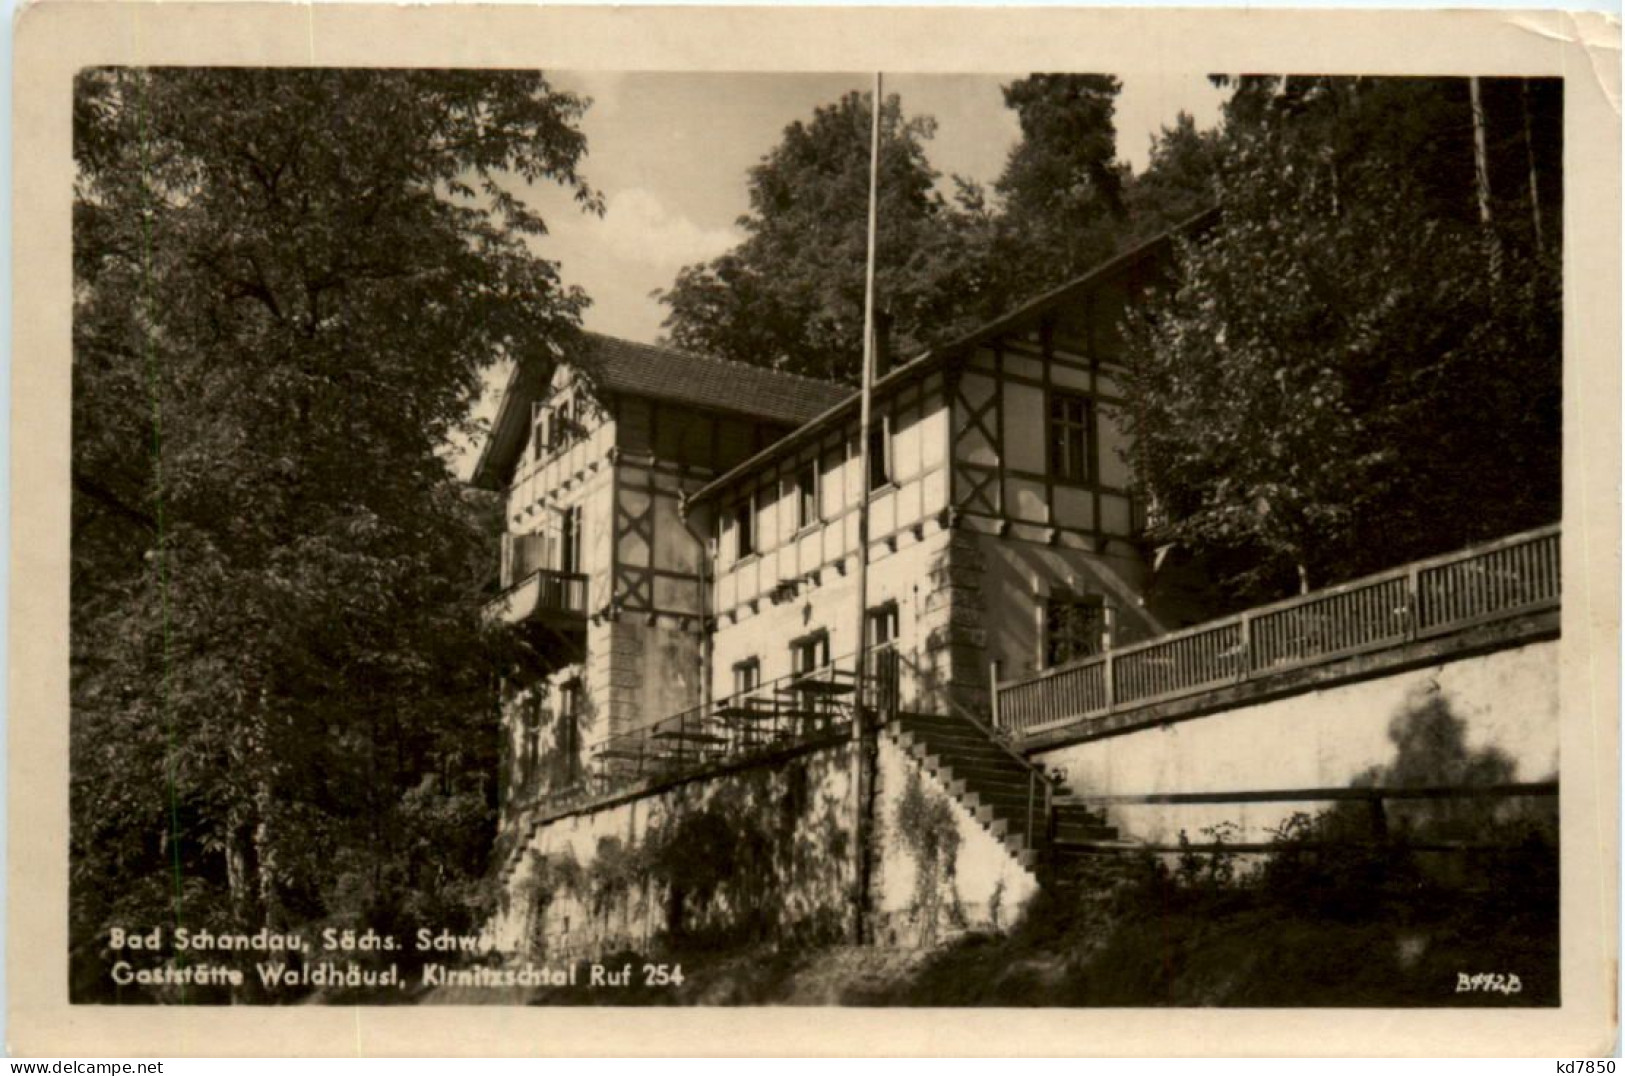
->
[996,524,1560,740]
[576,644,901,802]
[483,568,589,628]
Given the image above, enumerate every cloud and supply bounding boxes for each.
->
[595,186,741,269]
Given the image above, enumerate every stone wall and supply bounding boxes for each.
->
[487,731,1042,959]
[871,734,1041,946]
[913,529,992,717]
[489,742,859,958]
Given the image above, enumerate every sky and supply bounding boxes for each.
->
[460,72,1229,477]
[523,71,1228,345]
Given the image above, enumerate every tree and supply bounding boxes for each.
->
[70,68,597,999]
[659,91,1001,384]
[1120,77,1561,600]
[1121,111,1224,245]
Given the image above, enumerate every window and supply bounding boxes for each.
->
[867,417,892,492]
[521,692,543,782]
[552,683,582,787]
[796,461,819,530]
[530,403,549,462]
[555,680,584,787]
[734,497,755,559]
[790,631,831,676]
[1045,593,1108,667]
[507,530,553,585]
[866,602,899,648]
[732,658,761,697]
[1048,392,1092,485]
[549,397,576,451]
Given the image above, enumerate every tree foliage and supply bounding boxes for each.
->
[658,77,1150,383]
[657,72,1560,600]
[658,91,1005,384]
[70,68,597,999]
[1121,111,1224,245]
[991,74,1128,291]
[1120,77,1561,598]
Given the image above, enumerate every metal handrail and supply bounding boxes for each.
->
[582,642,900,797]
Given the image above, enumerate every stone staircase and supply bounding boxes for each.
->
[886,710,1121,882]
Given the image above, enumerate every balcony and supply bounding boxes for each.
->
[483,568,589,630]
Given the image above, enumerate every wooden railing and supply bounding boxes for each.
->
[996,524,1560,739]
[482,568,589,627]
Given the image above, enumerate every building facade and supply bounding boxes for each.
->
[471,334,849,816]
[473,230,1214,846]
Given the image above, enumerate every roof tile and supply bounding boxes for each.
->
[579,333,850,426]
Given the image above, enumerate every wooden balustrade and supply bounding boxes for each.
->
[996,524,1560,739]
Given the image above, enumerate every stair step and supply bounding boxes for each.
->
[947,775,1043,801]
[1054,805,1112,827]
[962,783,1040,809]
[907,740,1032,775]
[975,802,1045,840]
[939,758,1039,785]
[981,819,1033,858]
[903,725,1023,754]
[903,741,1027,776]
[896,712,988,733]
[889,711,1117,884]
[904,741,1029,779]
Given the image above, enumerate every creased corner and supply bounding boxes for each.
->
[1504,11,1621,118]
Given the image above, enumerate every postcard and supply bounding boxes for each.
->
[11,2,1620,1057]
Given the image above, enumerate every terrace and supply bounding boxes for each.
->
[995,524,1561,741]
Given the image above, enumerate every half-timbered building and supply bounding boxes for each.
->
[471,334,849,811]
[685,230,1212,719]
[475,228,1216,891]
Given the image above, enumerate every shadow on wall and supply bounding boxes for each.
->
[1252,682,1557,915]
[1354,682,1555,840]
[518,752,853,959]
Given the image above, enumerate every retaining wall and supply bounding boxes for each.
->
[487,732,1040,959]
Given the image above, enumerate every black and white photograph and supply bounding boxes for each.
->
[13,1,1620,1058]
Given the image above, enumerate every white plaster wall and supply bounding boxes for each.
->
[1031,638,1559,845]
[709,525,953,703]
[976,533,1172,683]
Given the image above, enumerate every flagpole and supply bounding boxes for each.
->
[850,71,882,946]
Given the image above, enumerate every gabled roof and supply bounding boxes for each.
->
[469,332,850,491]
[581,334,850,427]
[687,208,1218,508]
